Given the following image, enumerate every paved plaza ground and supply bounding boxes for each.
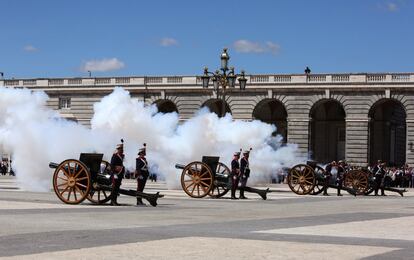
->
[0,176,413,259]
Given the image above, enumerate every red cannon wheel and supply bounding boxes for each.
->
[181,161,213,198]
[53,159,91,204]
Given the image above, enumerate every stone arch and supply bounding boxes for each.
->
[309,99,346,163]
[368,98,406,166]
[252,98,288,142]
[153,99,179,114]
[201,99,231,117]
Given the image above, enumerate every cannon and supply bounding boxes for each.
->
[49,153,163,206]
[175,156,231,198]
[175,156,268,199]
[287,161,357,196]
[361,170,406,197]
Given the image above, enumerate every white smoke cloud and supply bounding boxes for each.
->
[91,87,303,188]
[0,86,304,192]
[0,87,118,191]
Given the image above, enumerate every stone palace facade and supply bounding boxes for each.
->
[1,72,413,167]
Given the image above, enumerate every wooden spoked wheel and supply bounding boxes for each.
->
[181,161,214,198]
[344,170,369,195]
[86,160,112,204]
[311,166,326,195]
[53,159,91,204]
[288,164,315,195]
[208,162,231,198]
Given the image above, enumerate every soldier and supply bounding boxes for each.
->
[323,161,336,196]
[372,161,386,196]
[239,149,252,199]
[230,150,241,200]
[110,141,125,206]
[136,143,149,206]
[336,161,346,196]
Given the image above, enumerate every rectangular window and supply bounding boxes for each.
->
[59,97,71,109]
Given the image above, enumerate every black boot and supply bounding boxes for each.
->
[111,195,120,206]
[231,188,238,200]
[239,188,247,199]
[136,197,145,206]
[231,184,238,200]
[337,190,342,196]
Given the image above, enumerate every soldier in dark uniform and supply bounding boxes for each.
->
[230,151,241,200]
[136,143,149,205]
[239,149,251,199]
[372,161,386,196]
[323,161,336,196]
[110,142,125,206]
[336,161,346,196]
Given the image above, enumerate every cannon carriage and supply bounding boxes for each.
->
[49,153,163,206]
[175,156,269,199]
[175,156,232,198]
[360,169,406,196]
[287,161,365,196]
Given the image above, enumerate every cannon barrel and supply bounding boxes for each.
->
[175,163,186,170]
[49,162,59,169]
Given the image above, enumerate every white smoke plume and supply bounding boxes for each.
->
[0,86,304,191]
[0,87,119,191]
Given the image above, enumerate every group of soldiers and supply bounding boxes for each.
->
[230,149,269,200]
[322,159,405,196]
[230,149,252,200]
[323,160,347,196]
[107,140,266,206]
[109,142,149,206]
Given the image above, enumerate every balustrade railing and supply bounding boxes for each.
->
[68,78,82,85]
[2,73,414,88]
[250,75,269,83]
[167,77,183,83]
[95,78,111,84]
[146,77,163,84]
[115,77,130,84]
[367,74,386,82]
[274,75,291,82]
[308,75,326,82]
[23,79,36,85]
[49,79,64,85]
[4,80,19,86]
[332,74,350,82]
[392,74,410,82]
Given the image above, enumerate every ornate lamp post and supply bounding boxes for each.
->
[200,48,247,117]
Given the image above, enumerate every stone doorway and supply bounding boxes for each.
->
[309,100,346,163]
[202,99,231,117]
[369,99,406,166]
[252,99,287,142]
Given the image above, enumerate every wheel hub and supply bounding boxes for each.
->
[193,175,200,184]
[299,176,306,183]
[68,177,76,187]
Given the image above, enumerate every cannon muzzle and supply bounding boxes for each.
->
[175,163,186,170]
[49,162,59,169]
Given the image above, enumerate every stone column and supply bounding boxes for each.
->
[406,119,414,166]
[345,118,369,166]
[287,117,310,158]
